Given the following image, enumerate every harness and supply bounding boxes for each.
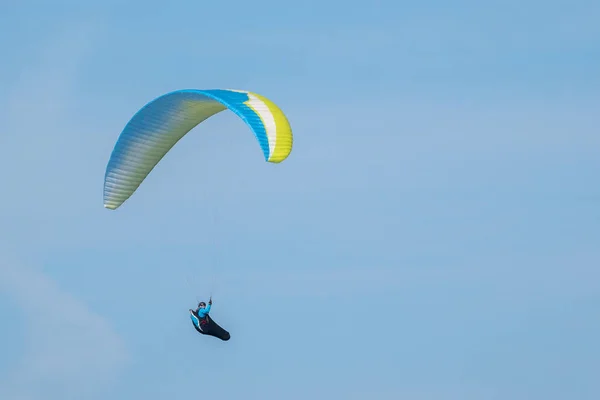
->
[191,309,210,332]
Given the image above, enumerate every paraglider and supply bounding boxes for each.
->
[189,297,230,341]
[103,88,293,210]
[103,88,294,342]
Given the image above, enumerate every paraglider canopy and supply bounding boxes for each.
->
[103,88,293,210]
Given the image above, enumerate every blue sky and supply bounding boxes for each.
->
[1,0,599,399]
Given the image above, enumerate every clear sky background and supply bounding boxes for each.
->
[1,1,599,399]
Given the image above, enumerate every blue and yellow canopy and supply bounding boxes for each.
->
[103,89,293,210]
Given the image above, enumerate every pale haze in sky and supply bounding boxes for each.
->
[1,1,599,399]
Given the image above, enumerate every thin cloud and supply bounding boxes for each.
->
[0,257,129,400]
[0,20,128,400]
